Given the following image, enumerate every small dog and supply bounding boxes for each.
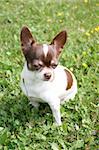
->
[20,26,77,125]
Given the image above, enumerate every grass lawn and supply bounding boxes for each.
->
[0,0,98,149]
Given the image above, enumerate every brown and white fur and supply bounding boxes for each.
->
[20,26,77,125]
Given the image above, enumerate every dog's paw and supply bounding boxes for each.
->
[29,101,39,109]
[53,120,62,126]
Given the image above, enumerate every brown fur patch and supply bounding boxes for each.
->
[43,45,56,67]
[65,69,73,90]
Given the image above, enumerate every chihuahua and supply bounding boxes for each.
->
[20,26,77,125]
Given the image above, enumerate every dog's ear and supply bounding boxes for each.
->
[50,30,67,57]
[20,26,36,55]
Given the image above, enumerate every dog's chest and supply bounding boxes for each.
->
[21,78,66,98]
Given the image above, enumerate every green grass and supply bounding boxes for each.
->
[0,0,99,149]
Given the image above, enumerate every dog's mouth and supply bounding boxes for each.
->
[43,78,51,81]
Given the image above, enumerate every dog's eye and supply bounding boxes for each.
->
[39,63,43,67]
[33,64,40,70]
[51,63,58,69]
[33,64,43,70]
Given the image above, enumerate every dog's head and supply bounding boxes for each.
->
[20,26,67,81]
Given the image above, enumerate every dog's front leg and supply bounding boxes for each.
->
[42,94,61,125]
[49,99,61,126]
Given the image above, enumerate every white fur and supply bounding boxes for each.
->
[20,63,77,125]
[43,44,49,57]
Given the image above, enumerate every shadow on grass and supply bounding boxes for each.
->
[0,93,52,132]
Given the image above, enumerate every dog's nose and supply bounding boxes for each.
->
[44,73,51,80]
